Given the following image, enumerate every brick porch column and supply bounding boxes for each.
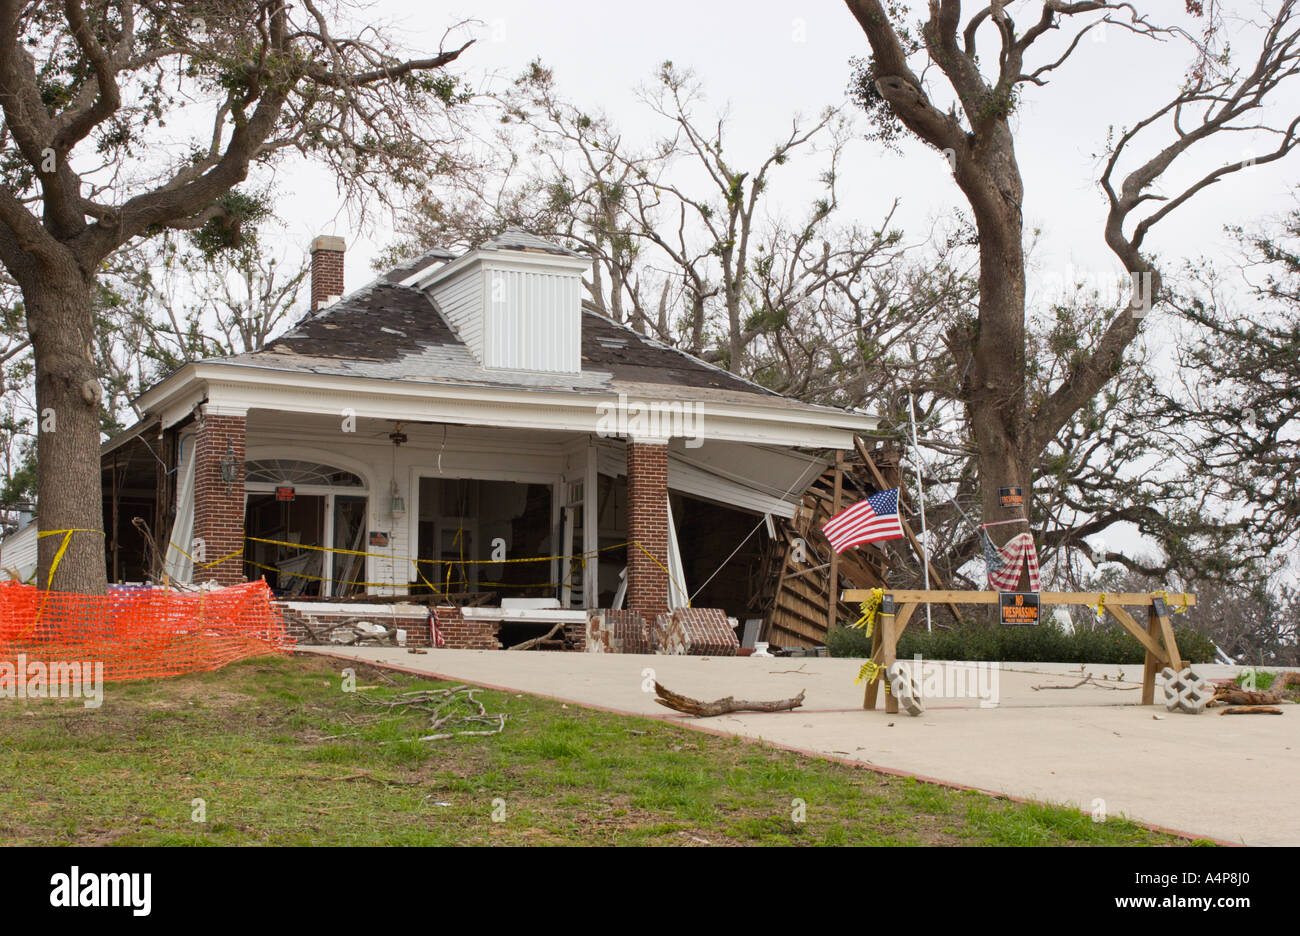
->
[626,439,669,618]
[192,406,247,586]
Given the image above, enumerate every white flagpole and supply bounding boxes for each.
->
[908,392,933,633]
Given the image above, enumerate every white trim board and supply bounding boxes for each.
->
[136,363,877,448]
[282,601,429,618]
[461,607,586,624]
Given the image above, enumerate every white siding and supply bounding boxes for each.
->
[0,522,38,583]
[162,432,196,584]
[482,266,581,373]
[430,266,484,361]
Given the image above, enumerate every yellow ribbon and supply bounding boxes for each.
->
[1091,591,1106,621]
[855,659,884,685]
[850,588,884,636]
[1153,590,1188,614]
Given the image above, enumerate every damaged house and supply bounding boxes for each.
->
[5,231,898,649]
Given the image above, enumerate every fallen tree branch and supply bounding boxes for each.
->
[1219,706,1284,715]
[1215,687,1283,705]
[1032,675,1138,692]
[358,685,508,741]
[507,620,566,651]
[653,681,806,717]
[1212,672,1298,706]
[289,770,417,786]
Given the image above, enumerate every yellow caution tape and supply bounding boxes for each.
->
[165,542,247,571]
[156,533,682,598]
[629,541,691,609]
[850,588,884,636]
[36,529,105,588]
[245,535,631,567]
[855,659,884,685]
[243,558,571,593]
[1153,590,1189,614]
[410,562,449,601]
[242,558,407,590]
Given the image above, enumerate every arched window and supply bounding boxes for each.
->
[243,459,369,598]
[245,459,364,488]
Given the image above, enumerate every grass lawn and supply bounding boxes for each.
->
[0,653,1209,846]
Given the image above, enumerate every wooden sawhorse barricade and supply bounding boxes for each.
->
[839,590,1197,714]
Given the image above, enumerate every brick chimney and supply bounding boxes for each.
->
[310,235,346,310]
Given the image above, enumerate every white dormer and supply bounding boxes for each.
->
[406,230,589,374]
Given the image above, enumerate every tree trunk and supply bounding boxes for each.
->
[963,147,1033,589]
[27,270,108,593]
[689,290,705,355]
[725,281,743,373]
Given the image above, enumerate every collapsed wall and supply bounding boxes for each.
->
[756,443,901,648]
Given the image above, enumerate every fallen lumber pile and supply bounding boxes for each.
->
[653,681,805,717]
[759,446,895,648]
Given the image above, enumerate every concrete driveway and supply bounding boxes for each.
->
[302,647,1298,846]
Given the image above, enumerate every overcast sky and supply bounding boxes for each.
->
[269,0,1300,583]
[271,1,1298,311]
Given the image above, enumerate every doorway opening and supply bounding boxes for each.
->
[413,477,555,601]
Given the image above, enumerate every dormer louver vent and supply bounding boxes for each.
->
[416,230,589,375]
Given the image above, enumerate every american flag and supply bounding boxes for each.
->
[429,609,447,648]
[986,531,1041,592]
[822,488,905,553]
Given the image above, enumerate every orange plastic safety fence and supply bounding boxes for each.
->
[0,580,293,682]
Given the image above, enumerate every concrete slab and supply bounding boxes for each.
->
[301,647,1299,846]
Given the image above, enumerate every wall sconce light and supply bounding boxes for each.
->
[220,440,239,493]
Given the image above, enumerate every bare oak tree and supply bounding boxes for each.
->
[843,0,1300,576]
[0,1,472,590]
[385,61,920,379]
[633,63,847,372]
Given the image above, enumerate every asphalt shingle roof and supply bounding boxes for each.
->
[208,240,851,418]
[220,274,780,400]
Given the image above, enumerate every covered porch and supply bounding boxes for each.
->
[104,407,841,626]
[98,350,878,646]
